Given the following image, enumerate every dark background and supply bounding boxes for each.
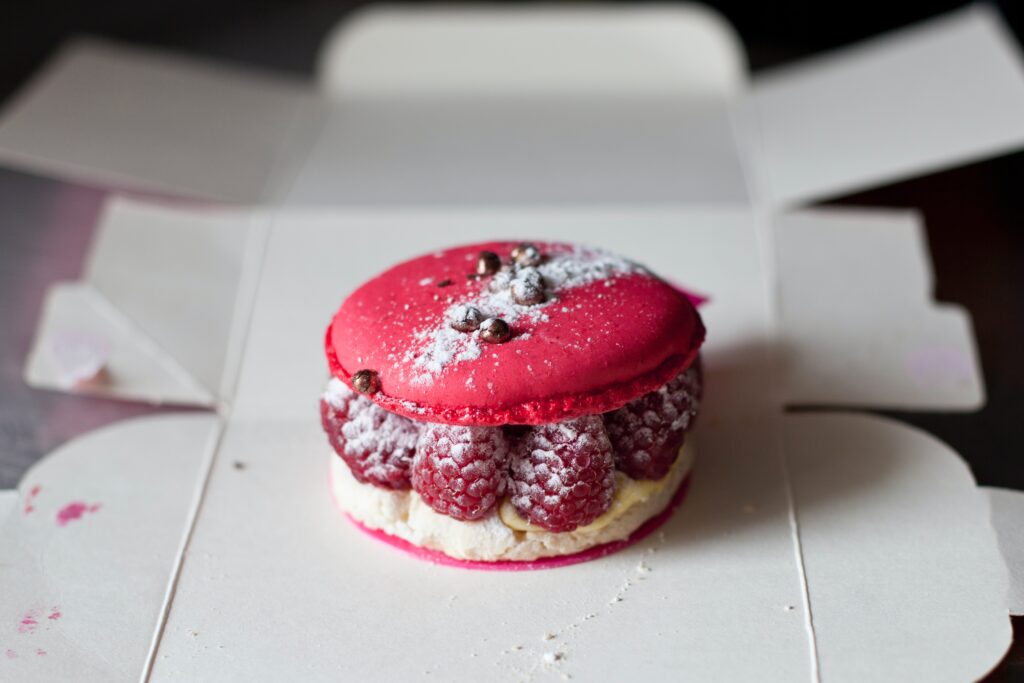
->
[1,0,1022,679]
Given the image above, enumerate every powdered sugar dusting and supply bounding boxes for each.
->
[411,424,511,520]
[605,363,701,479]
[509,415,616,532]
[403,245,644,384]
[323,379,419,487]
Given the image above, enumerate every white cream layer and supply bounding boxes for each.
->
[330,446,693,562]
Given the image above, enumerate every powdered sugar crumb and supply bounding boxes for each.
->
[518,536,667,677]
[403,245,644,385]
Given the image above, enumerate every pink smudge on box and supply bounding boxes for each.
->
[22,485,41,515]
[5,649,16,659]
[17,610,40,634]
[56,502,102,527]
[35,649,46,657]
[47,608,61,621]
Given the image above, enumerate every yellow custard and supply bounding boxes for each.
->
[498,447,689,533]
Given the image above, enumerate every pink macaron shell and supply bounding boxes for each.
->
[328,241,705,426]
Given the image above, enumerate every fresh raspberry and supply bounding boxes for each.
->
[604,360,702,480]
[320,379,419,490]
[510,415,615,532]
[411,424,511,521]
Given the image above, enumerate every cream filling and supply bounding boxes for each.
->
[330,446,693,562]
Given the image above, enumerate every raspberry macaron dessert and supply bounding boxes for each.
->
[321,241,705,565]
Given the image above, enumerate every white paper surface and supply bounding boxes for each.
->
[0,39,322,202]
[753,5,1024,206]
[0,414,221,682]
[786,413,1010,682]
[985,487,1024,616]
[319,5,746,97]
[0,490,16,523]
[776,207,983,410]
[285,96,750,206]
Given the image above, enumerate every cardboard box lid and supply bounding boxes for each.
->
[0,6,1021,207]
[2,7,1023,681]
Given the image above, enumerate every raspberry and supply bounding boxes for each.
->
[320,379,419,490]
[604,361,702,480]
[510,415,615,532]
[411,424,511,521]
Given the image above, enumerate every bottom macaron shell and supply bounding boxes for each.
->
[331,475,692,571]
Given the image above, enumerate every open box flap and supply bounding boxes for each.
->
[0,414,221,681]
[3,7,1024,208]
[752,5,1024,207]
[984,487,1024,616]
[0,38,323,203]
[775,207,983,410]
[23,200,269,408]
[24,283,217,406]
[317,4,745,97]
[786,412,1011,681]
[317,4,746,97]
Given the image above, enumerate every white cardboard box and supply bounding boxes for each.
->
[1,5,1023,682]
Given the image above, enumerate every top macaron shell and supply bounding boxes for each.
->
[327,241,705,426]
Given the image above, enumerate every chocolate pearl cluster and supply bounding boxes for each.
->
[447,243,548,343]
